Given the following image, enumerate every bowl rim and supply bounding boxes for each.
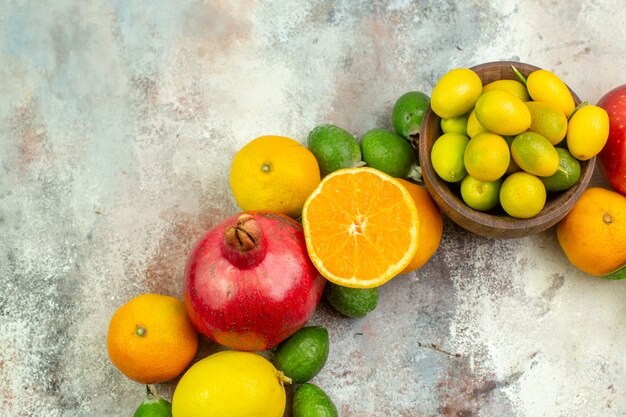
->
[418,60,596,239]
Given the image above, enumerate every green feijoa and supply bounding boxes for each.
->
[293,383,338,417]
[307,124,362,177]
[391,91,430,141]
[540,147,581,192]
[273,326,329,384]
[324,282,378,318]
[134,386,172,417]
[361,128,416,178]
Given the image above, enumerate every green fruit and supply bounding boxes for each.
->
[540,147,581,192]
[361,129,416,178]
[293,383,338,417]
[511,131,560,177]
[273,326,329,384]
[440,114,469,136]
[134,387,172,417]
[324,282,378,318]
[307,124,362,177]
[460,175,502,212]
[391,91,430,140]
[430,133,469,183]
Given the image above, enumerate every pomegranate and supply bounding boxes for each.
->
[183,211,326,351]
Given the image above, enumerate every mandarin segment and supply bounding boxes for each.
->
[302,167,419,288]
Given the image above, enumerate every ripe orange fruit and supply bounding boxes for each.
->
[107,293,198,384]
[556,187,626,276]
[229,135,321,218]
[301,167,419,288]
[396,179,443,273]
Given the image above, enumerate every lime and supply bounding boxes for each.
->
[540,148,581,191]
[431,68,483,119]
[466,109,487,138]
[525,101,568,145]
[566,105,610,161]
[361,129,415,178]
[460,176,502,211]
[134,386,172,417]
[441,114,469,136]
[510,132,559,177]
[500,172,547,218]
[273,326,329,384]
[482,79,530,102]
[307,125,362,177]
[474,90,531,136]
[324,282,378,318]
[463,132,510,182]
[391,91,430,140]
[293,383,338,417]
[430,133,469,183]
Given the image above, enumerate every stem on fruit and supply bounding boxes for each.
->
[568,101,589,121]
[277,370,292,386]
[146,384,158,400]
[511,65,527,86]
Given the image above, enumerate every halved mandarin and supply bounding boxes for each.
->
[302,167,419,288]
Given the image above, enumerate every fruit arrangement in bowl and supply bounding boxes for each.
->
[418,61,606,239]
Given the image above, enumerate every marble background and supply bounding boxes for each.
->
[1,1,625,416]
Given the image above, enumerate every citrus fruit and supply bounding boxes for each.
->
[396,179,443,273]
[460,175,502,212]
[510,132,560,177]
[526,69,576,117]
[482,79,531,102]
[431,68,482,119]
[107,294,198,385]
[391,91,430,140]
[230,135,321,218]
[307,125,362,177]
[293,383,338,417]
[474,90,531,135]
[440,114,469,136]
[525,101,568,145]
[361,129,415,178]
[464,132,510,182]
[503,135,521,174]
[430,133,469,183]
[540,148,581,192]
[171,351,290,417]
[466,109,487,138]
[324,282,379,318]
[134,386,172,417]
[273,326,329,384]
[302,167,419,288]
[499,172,547,218]
[557,187,626,277]
[566,105,610,161]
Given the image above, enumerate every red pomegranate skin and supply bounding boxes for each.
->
[183,211,326,351]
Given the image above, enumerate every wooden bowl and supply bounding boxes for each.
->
[418,61,595,239]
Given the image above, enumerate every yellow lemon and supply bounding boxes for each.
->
[511,132,560,177]
[431,68,483,119]
[466,109,488,138]
[499,172,547,219]
[464,132,510,182]
[482,79,531,102]
[230,135,321,218]
[566,105,610,161]
[172,351,290,417]
[474,90,531,136]
[525,101,568,145]
[526,69,576,117]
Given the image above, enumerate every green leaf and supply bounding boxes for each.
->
[602,263,626,280]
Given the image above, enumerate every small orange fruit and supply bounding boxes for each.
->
[556,187,626,276]
[107,293,198,384]
[302,167,419,288]
[396,179,443,273]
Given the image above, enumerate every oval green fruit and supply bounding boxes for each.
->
[460,176,502,212]
[430,132,469,183]
[307,124,362,177]
[540,148,581,192]
[273,326,329,384]
[134,389,172,417]
[293,383,338,417]
[511,132,560,177]
[440,114,469,136]
[391,91,430,140]
[361,129,415,178]
[324,282,378,318]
